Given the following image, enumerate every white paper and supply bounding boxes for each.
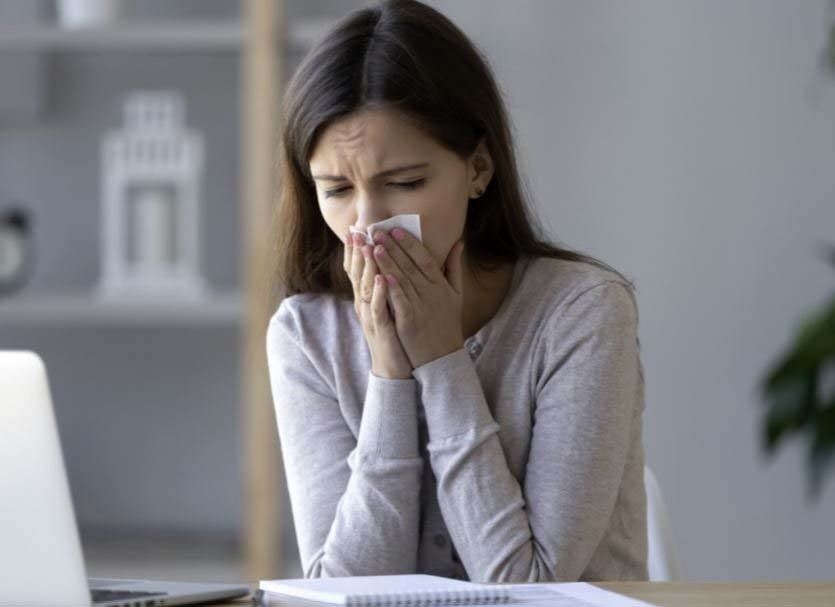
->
[349,213,422,245]
[260,574,483,604]
[502,582,658,607]
[257,575,658,607]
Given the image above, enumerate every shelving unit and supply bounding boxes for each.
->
[240,0,284,581]
[0,16,331,53]
[0,0,324,581]
[0,291,242,326]
[0,20,244,51]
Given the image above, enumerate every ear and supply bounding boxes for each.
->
[468,137,494,199]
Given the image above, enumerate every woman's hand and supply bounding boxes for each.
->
[345,231,413,380]
[371,228,466,369]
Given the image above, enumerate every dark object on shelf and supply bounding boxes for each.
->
[0,206,35,296]
[759,244,835,502]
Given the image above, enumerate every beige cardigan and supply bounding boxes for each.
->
[266,255,648,582]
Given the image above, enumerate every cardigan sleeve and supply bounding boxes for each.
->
[411,281,642,582]
[266,302,424,578]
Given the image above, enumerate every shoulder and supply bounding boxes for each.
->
[523,258,642,392]
[521,255,639,329]
[267,292,355,346]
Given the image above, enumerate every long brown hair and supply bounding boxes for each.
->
[269,0,634,309]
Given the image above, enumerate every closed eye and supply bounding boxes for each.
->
[392,178,425,190]
[324,179,425,198]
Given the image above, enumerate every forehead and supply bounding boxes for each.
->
[309,107,437,171]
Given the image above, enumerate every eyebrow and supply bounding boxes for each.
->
[311,162,429,182]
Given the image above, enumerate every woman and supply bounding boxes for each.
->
[266,0,648,583]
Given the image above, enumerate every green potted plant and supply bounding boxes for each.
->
[759,17,835,503]
[760,246,835,501]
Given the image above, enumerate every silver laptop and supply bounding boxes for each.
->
[0,350,250,607]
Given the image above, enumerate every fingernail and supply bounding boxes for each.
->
[375,245,386,256]
[385,274,396,285]
[392,228,405,240]
[374,231,388,243]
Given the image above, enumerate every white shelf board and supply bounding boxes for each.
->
[0,17,334,52]
[0,291,243,326]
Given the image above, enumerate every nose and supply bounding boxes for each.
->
[354,194,389,231]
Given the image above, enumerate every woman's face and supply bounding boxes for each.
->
[309,106,492,267]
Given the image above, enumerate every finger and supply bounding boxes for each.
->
[343,229,352,274]
[350,233,365,299]
[390,228,445,284]
[360,244,377,303]
[373,231,430,291]
[384,273,413,322]
[370,274,392,328]
[444,240,465,293]
[373,242,419,302]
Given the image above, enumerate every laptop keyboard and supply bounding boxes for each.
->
[91,589,168,605]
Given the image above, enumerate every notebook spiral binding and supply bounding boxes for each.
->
[344,587,512,607]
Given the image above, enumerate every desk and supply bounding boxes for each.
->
[214,581,835,607]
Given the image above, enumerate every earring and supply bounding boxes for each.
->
[471,186,484,199]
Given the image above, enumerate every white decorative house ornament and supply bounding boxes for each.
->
[98,91,206,302]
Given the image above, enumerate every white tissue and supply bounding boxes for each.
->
[349,214,422,245]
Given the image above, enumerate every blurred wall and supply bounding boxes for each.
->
[426,0,835,581]
[0,0,359,549]
[2,0,834,582]
[0,6,242,537]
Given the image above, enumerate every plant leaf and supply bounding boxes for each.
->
[762,370,816,453]
[807,400,835,501]
[763,296,835,391]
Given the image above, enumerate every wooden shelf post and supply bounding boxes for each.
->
[241,0,283,581]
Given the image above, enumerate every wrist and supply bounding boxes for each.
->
[371,363,412,380]
[413,341,465,369]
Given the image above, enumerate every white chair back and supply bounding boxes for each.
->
[644,465,682,581]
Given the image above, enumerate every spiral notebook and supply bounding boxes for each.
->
[257,574,511,606]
